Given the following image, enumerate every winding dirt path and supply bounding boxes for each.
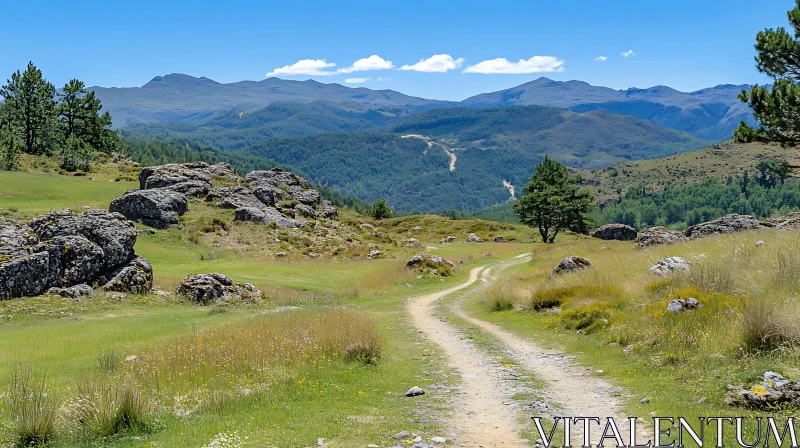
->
[408,266,527,447]
[407,256,643,447]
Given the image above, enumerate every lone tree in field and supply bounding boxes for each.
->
[368,199,393,220]
[514,156,593,243]
[736,0,800,146]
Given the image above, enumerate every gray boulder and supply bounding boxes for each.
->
[47,284,94,299]
[28,209,137,267]
[110,189,188,229]
[1,209,152,299]
[635,227,688,248]
[101,257,153,294]
[245,168,310,189]
[406,253,455,276]
[685,214,763,239]
[234,207,267,223]
[321,202,338,220]
[649,256,691,276]
[0,221,39,258]
[591,224,638,241]
[42,235,104,287]
[176,272,262,305]
[261,208,306,228]
[549,256,593,278]
[252,185,284,207]
[467,233,484,243]
[494,236,508,243]
[405,386,425,397]
[138,163,213,195]
[0,251,50,299]
[666,297,701,312]
[294,204,318,219]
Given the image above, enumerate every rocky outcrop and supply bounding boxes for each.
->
[763,212,800,230]
[635,227,688,248]
[467,233,484,243]
[47,284,94,299]
[176,273,263,305]
[406,254,455,277]
[0,209,152,299]
[685,214,763,239]
[591,224,637,241]
[549,256,593,279]
[137,162,234,195]
[649,256,691,276]
[726,372,800,409]
[110,189,188,229]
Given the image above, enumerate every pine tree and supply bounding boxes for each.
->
[368,199,393,220]
[736,1,800,144]
[0,62,57,155]
[514,156,593,243]
[0,128,21,171]
[61,135,95,172]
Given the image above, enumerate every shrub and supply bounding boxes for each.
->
[559,302,611,334]
[5,365,59,447]
[368,199,393,220]
[343,340,381,365]
[489,297,514,312]
[530,285,622,311]
[211,217,230,231]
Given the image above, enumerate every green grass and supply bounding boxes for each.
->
[462,232,800,446]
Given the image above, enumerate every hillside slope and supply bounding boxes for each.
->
[581,141,800,203]
[461,77,755,140]
[92,74,453,127]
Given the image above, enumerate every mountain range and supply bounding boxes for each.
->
[93,74,754,140]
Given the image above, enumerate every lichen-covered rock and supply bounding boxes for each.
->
[649,256,691,276]
[406,253,455,276]
[321,201,338,220]
[763,212,800,230]
[494,236,508,243]
[591,224,637,241]
[138,163,213,195]
[635,227,688,248]
[252,185,284,207]
[47,284,94,299]
[726,372,800,409]
[666,297,701,312]
[294,204,318,219]
[28,209,137,267]
[245,168,311,189]
[110,189,188,229]
[42,235,104,287]
[176,273,263,305]
[0,221,39,258]
[467,233,484,243]
[234,207,267,223]
[101,257,153,294]
[207,186,265,210]
[685,214,763,239]
[0,251,50,299]
[549,256,593,279]
[1,209,152,299]
[261,208,306,228]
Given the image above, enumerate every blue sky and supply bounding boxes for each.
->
[0,0,791,100]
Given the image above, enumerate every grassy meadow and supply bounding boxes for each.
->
[0,160,538,447]
[471,229,800,444]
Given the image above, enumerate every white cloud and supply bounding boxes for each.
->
[266,59,336,77]
[376,77,392,82]
[337,55,394,73]
[345,77,370,84]
[463,56,565,74]
[621,50,636,58]
[401,54,465,72]
[595,56,608,61]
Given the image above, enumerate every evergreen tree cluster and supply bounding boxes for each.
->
[0,62,120,171]
[594,172,800,230]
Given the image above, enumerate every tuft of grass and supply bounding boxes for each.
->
[97,349,122,372]
[5,365,59,447]
[65,377,152,438]
[530,285,622,311]
[559,302,612,334]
